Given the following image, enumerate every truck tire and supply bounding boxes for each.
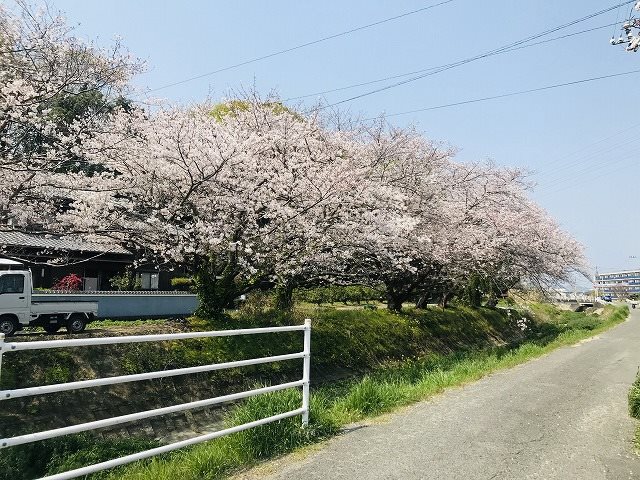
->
[0,316,18,337]
[43,324,61,334]
[66,314,87,334]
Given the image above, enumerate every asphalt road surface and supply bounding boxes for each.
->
[265,308,640,479]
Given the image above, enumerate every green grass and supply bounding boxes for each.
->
[88,319,179,329]
[630,377,640,420]
[0,434,158,480]
[630,373,640,451]
[1,306,522,391]
[101,304,628,480]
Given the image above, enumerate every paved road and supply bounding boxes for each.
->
[265,309,640,479]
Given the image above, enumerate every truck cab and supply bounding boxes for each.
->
[0,260,97,336]
[0,268,30,325]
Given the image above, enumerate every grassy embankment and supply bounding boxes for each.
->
[0,303,628,479]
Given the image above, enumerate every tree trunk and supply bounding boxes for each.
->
[386,290,404,312]
[439,291,452,309]
[274,280,295,311]
[194,257,239,318]
[464,275,482,307]
[415,292,429,309]
[485,294,498,308]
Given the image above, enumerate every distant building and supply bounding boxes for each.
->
[0,230,178,291]
[593,269,640,298]
[550,288,592,302]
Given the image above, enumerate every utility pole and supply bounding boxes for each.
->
[610,2,640,51]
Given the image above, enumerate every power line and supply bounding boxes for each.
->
[322,1,636,109]
[534,129,640,188]
[286,22,619,102]
[537,152,639,196]
[500,122,640,197]
[533,126,640,195]
[536,138,640,193]
[542,137,640,184]
[533,124,640,183]
[535,145,637,192]
[361,69,640,120]
[147,0,456,93]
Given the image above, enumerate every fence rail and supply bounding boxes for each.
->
[0,320,312,480]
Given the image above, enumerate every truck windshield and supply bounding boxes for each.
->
[0,274,24,294]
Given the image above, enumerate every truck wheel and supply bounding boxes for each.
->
[0,316,18,337]
[66,314,87,334]
[43,324,61,334]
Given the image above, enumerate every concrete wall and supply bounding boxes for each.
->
[32,292,199,319]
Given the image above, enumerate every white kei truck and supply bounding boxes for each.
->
[0,260,97,336]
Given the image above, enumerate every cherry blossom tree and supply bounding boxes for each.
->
[59,98,368,313]
[429,161,586,307]
[0,1,141,229]
[54,95,587,311]
[302,121,455,311]
[322,129,586,311]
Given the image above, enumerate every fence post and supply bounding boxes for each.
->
[302,318,311,427]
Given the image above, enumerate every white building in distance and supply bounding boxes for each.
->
[594,270,640,298]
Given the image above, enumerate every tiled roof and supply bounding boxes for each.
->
[0,230,132,255]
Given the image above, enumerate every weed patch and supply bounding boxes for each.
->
[630,373,640,451]
[629,376,640,420]
[0,434,158,480]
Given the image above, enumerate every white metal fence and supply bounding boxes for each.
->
[0,319,311,480]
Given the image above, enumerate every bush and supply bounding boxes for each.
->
[109,268,141,291]
[337,376,409,416]
[170,277,193,291]
[630,375,640,420]
[235,291,276,320]
[630,373,640,451]
[564,316,600,331]
[52,274,82,291]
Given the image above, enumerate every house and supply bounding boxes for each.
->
[0,230,179,291]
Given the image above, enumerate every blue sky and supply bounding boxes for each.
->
[44,0,640,283]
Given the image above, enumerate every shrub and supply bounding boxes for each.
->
[564,316,600,331]
[52,274,82,291]
[170,277,193,291]
[236,291,275,318]
[337,376,409,416]
[630,375,640,420]
[109,268,141,291]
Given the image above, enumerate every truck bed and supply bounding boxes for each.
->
[30,301,98,315]
[31,292,198,319]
